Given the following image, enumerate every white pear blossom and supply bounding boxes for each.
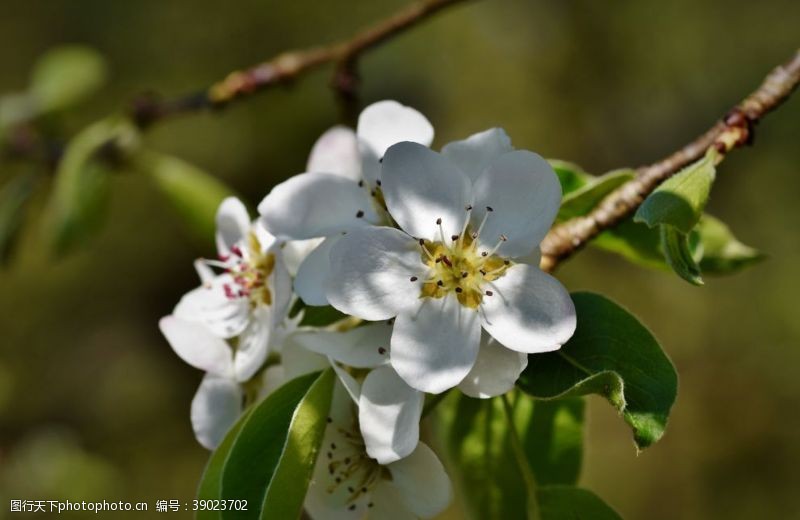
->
[171,197,292,382]
[258,100,433,306]
[305,380,451,520]
[325,130,577,394]
[292,323,424,465]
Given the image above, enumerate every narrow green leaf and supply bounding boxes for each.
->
[697,214,764,274]
[548,160,592,196]
[557,169,634,221]
[518,292,678,450]
[538,486,622,520]
[196,408,255,520]
[44,117,139,255]
[634,148,718,233]
[30,45,108,113]
[139,151,236,242]
[435,392,584,519]
[661,225,703,285]
[220,369,334,520]
[289,300,349,328]
[0,172,37,264]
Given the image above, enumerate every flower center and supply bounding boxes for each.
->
[220,232,275,308]
[415,206,512,309]
[323,418,387,512]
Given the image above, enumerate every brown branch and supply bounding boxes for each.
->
[540,48,800,273]
[131,0,470,128]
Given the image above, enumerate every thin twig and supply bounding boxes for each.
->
[130,0,470,128]
[539,48,800,273]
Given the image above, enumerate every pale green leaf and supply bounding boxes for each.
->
[518,292,677,450]
[139,151,236,242]
[30,45,108,113]
[557,169,634,221]
[220,369,334,520]
[0,172,36,264]
[661,225,703,286]
[435,392,584,519]
[44,117,139,255]
[697,214,764,274]
[548,160,592,196]
[196,407,254,520]
[538,486,622,520]
[634,148,719,233]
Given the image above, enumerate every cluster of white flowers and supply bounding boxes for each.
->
[160,100,576,518]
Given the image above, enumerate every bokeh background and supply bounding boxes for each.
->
[1,0,799,518]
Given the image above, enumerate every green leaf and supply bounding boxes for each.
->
[592,219,668,270]
[30,45,108,113]
[196,408,255,520]
[661,225,703,285]
[220,369,334,519]
[289,300,349,328]
[139,151,236,243]
[435,392,584,519]
[634,148,718,234]
[697,214,764,274]
[518,292,677,450]
[0,172,37,264]
[44,117,139,255]
[538,486,622,520]
[557,169,634,221]
[548,160,592,196]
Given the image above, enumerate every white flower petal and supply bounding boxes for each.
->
[193,259,215,284]
[232,307,272,382]
[458,336,528,398]
[481,264,576,353]
[258,172,379,240]
[306,125,361,181]
[391,296,481,394]
[294,236,339,306]
[268,248,293,325]
[441,127,513,182]
[292,323,392,368]
[369,483,417,520]
[357,100,434,159]
[382,143,472,241]
[215,197,250,256]
[190,374,242,450]
[281,237,325,277]
[327,227,424,321]
[173,274,250,339]
[281,339,330,380]
[159,316,233,376]
[387,442,453,518]
[359,365,423,465]
[331,361,362,405]
[471,150,562,258]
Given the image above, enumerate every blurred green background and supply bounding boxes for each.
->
[1,0,798,518]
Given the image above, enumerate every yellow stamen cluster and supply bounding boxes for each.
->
[418,230,511,309]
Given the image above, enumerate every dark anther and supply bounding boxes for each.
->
[358,180,364,187]
[331,443,336,449]
[379,157,384,163]
[451,234,459,241]
[336,477,342,483]
[348,504,356,511]
[437,280,444,286]
[455,287,463,293]
[370,189,377,197]
[327,452,333,459]
[481,251,488,257]
[344,457,351,464]
[435,257,441,263]
[378,347,387,355]
[485,290,494,296]
[361,487,368,493]
[479,269,486,275]
[465,204,473,211]
[486,205,494,212]
[462,272,468,278]
[348,487,355,493]
[419,238,425,246]
[503,260,510,265]
[356,210,365,218]
[436,217,442,225]
[441,255,453,267]
[376,179,382,186]
[368,503,374,508]
[327,417,333,423]
[410,276,418,282]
